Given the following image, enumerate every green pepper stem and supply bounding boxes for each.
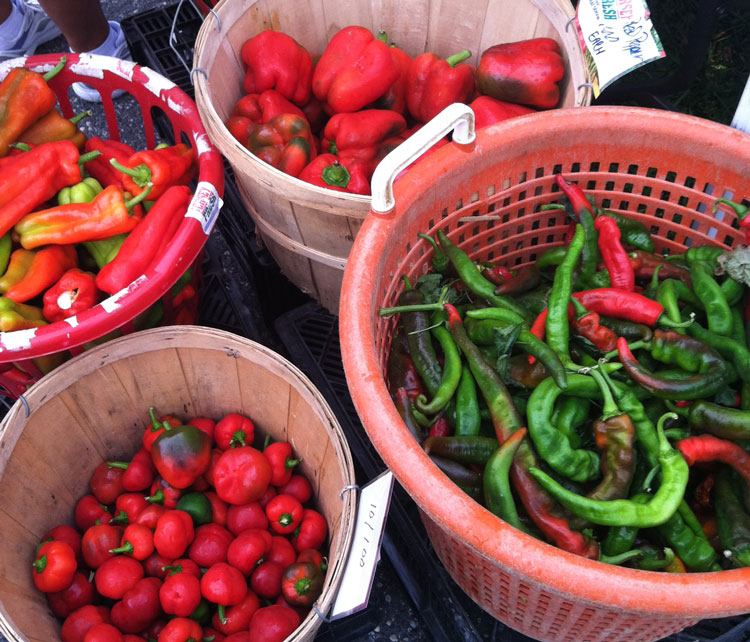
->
[125,183,153,210]
[658,312,695,328]
[380,287,449,316]
[110,158,153,186]
[43,56,66,81]
[589,369,619,418]
[604,340,649,361]
[446,49,471,67]
[642,464,660,492]
[77,150,101,165]
[146,490,164,504]
[648,264,663,292]
[321,162,351,188]
[656,412,679,452]
[570,295,588,319]
[32,554,47,573]
[713,198,749,219]
[599,548,644,565]
[402,275,413,291]
[664,400,689,417]
[540,203,566,211]
[10,142,31,152]
[107,461,129,470]
[108,541,134,555]
[70,110,92,125]
[218,604,227,625]
[377,30,388,42]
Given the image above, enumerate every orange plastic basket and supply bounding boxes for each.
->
[0,53,224,397]
[339,105,750,642]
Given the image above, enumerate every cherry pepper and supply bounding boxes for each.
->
[110,143,196,201]
[407,49,475,123]
[264,442,300,486]
[476,37,565,109]
[32,540,76,592]
[240,30,313,105]
[42,268,98,322]
[151,421,212,489]
[312,25,400,114]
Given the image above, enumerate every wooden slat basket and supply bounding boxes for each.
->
[0,326,356,642]
[193,0,591,314]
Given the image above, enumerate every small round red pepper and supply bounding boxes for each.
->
[159,567,202,617]
[114,492,150,524]
[151,421,212,489]
[82,623,123,642]
[265,494,303,535]
[211,589,260,636]
[189,416,216,443]
[94,555,145,600]
[213,446,272,505]
[214,413,255,450]
[205,490,229,527]
[248,605,300,642]
[263,442,300,487]
[61,605,111,642]
[142,408,182,453]
[89,461,126,505]
[188,523,234,567]
[135,503,168,530]
[156,616,203,642]
[153,510,195,559]
[281,562,324,607]
[266,536,296,569]
[292,509,328,553]
[82,523,122,569]
[226,529,270,576]
[108,447,155,492]
[201,562,247,625]
[250,560,285,601]
[32,540,76,593]
[277,475,312,504]
[109,523,155,561]
[226,501,268,535]
[148,476,184,509]
[47,571,95,618]
[42,524,82,560]
[110,576,162,634]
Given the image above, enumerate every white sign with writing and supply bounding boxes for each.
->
[330,470,395,620]
[575,0,665,98]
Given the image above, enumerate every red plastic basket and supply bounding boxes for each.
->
[0,53,224,397]
[340,105,750,642]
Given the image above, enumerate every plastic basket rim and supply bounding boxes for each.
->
[339,104,750,620]
[0,325,357,642]
[0,53,225,362]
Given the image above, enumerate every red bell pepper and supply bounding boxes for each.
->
[32,540,77,592]
[323,109,406,157]
[110,143,196,201]
[476,38,565,109]
[151,421,212,490]
[153,510,195,559]
[241,31,313,105]
[214,412,255,450]
[110,577,162,635]
[298,153,370,195]
[264,442,300,487]
[245,113,317,178]
[248,605,300,642]
[407,50,475,123]
[159,567,202,617]
[232,90,306,123]
[312,26,400,114]
[469,95,535,129]
[83,137,137,189]
[95,185,192,295]
[42,268,98,322]
[201,562,247,625]
[94,555,145,600]
[371,42,412,116]
[213,446,272,505]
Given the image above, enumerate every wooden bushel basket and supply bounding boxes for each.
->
[193,0,591,315]
[0,326,356,642]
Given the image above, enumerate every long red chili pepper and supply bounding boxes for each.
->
[676,434,750,484]
[594,215,634,291]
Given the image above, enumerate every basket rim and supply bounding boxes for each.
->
[0,325,357,642]
[340,105,750,618]
[0,53,225,362]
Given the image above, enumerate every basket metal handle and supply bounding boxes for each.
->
[370,103,476,214]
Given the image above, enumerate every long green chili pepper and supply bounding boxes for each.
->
[551,396,590,449]
[455,364,481,436]
[598,548,650,566]
[601,493,651,556]
[687,400,750,440]
[526,374,602,482]
[715,466,750,567]
[528,412,689,527]
[656,279,701,330]
[535,246,567,270]
[573,209,599,289]
[598,209,655,253]
[415,321,462,414]
[587,369,636,502]
[483,427,528,533]
[731,306,746,347]
[436,229,531,322]
[418,233,451,275]
[399,281,442,398]
[445,303,599,558]
[547,224,585,370]
[599,316,653,343]
[721,277,744,308]
[687,249,733,337]
[655,505,721,572]
[423,435,498,465]
[685,320,750,382]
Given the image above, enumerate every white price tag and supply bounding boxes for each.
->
[330,470,395,620]
[575,0,665,98]
[185,181,223,235]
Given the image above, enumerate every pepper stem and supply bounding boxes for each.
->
[32,554,47,573]
[70,110,92,125]
[43,56,66,81]
[77,150,101,165]
[656,412,679,453]
[377,30,388,43]
[108,542,134,555]
[713,198,749,219]
[146,489,164,504]
[446,49,471,67]
[149,407,163,432]
[648,264,663,292]
[110,158,153,186]
[603,339,649,361]
[321,162,351,188]
[107,461,130,470]
[589,368,619,418]
[379,286,449,316]
[664,399,689,417]
[598,548,644,565]
[569,295,588,319]
[540,203,566,211]
[658,312,695,328]
[218,604,227,625]
[125,183,153,210]
[10,142,31,152]
[402,275,413,291]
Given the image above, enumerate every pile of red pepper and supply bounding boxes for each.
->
[31,407,329,642]
[0,60,200,383]
[382,176,750,573]
[226,28,565,194]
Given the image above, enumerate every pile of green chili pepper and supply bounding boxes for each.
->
[381,175,750,573]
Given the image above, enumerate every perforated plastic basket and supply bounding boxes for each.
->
[0,53,224,396]
[339,104,750,642]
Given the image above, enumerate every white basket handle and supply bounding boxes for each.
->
[370,103,476,214]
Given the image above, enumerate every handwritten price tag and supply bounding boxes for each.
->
[330,470,395,620]
[575,0,665,98]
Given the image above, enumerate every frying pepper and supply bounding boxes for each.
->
[687,400,750,440]
[17,109,89,149]
[110,143,196,201]
[298,153,370,194]
[95,185,192,295]
[415,317,461,415]
[529,412,689,528]
[0,249,34,294]
[656,503,721,571]
[418,233,451,275]
[445,303,599,558]
[476,38,564,109]
[483,428,528,532]
[0,58,65,158]
[15,184,151,250]
[685,320,750,382]
[5,245,78,303]
[594,215,635,291]
[617,332,732,400]
[57,177,102,206]
[455,364,481,437]
[0,140,100,237]
[243,113,316,178]
[83,137,137,189]
[556,176,600,289]
[587,370,636,502]
[686,246,732,336]
[422,435,498,465]
[469,95,534,129]
[676,434,750,492]
[599,210,655,253]
[406,49,475,123]
[42,268,98,322]
[151,422,212,489]
[312,25,400,114]
[240,31,313,105]
[715,466,750,567]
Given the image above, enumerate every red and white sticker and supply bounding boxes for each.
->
[186,181,223,235]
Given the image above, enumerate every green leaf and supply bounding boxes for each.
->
[492,323,522,357]
[416,273,444,304]
[495,354,525,390]
[718,246,750,286]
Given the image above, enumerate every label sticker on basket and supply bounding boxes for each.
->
[330,470,395,620]
[186,181,223,235]
[575,0,665,98]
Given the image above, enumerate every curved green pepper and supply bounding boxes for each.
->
[483,428,528,533]
[455,364,481,437]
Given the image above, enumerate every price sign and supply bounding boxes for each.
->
[575,0,665,98]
